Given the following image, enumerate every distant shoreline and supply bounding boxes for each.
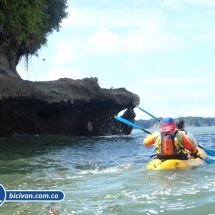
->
[135,116,215,128]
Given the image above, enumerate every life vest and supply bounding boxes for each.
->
[154,131,188,160]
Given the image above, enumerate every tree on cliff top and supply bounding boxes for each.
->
[0,0,68,77]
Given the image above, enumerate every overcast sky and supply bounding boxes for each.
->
[17,0,215,120]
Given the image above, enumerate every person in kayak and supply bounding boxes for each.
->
[143,117,198,160]
[175,118,198,146]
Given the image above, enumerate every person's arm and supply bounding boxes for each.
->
[188,132,198,146]
[192,135,198,146]
[143,134,155,147]
[181,134,197,154]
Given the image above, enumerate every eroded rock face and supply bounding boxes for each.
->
[0,51,20,78]
[0,75,139,137]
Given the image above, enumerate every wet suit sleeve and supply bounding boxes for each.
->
[181,134,196,154]
[143,134,155,147]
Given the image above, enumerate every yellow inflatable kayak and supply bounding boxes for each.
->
[146,146,207,170]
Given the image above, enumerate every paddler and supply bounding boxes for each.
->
[143,117,198,160]
[175,118,198,146]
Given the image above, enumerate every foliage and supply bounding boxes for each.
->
[135,117,215,129]
[0,0,68,60]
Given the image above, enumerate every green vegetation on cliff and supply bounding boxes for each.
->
[135,117,215,129]
[0,0,68,75]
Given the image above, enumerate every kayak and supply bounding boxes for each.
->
[146,146,207,170]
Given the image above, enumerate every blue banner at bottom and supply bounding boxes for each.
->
[0,184,65,206]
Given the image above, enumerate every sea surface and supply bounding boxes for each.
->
[0,126,215,215]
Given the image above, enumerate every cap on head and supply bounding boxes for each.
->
[175,118,185,129]
[161,117,175,132]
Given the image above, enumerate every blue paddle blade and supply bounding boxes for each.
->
[114,116,151,134]
[198,156,215,164]
[114,116,142,130]
[198,145,215,157]
[136,106,159,121]
[204,148,215,157]
[203,158,215,164]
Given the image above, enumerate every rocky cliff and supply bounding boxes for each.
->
[0,74,139,137]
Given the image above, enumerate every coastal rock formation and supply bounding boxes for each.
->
[0,74,139,137]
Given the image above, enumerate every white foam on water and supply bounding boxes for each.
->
[77,163,133,175]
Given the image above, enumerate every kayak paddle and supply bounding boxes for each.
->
[136,106,161,122]
[114,116,215,164]
[197,156,215,164]
[137,107,215,158]
[114,116,152,134]
[198,145,215,157]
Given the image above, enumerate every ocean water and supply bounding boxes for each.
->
[0,127,215,215]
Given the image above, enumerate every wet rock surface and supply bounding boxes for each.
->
[0,75,139,137]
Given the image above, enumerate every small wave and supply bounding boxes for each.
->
[77,163,133,175]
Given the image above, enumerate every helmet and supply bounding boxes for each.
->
[161,117,175,132]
